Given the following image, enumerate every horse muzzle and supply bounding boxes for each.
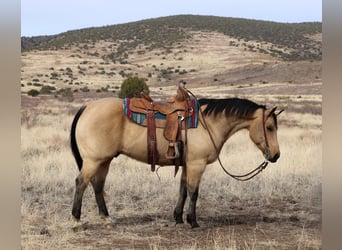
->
[264,147,280,163]
[268,152,280,163]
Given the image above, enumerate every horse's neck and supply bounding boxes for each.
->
[226,117,250,138]
[204,114,250,147]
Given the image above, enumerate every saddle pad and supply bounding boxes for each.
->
[123,98,199,128]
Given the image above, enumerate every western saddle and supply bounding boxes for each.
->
[128,85,195,175]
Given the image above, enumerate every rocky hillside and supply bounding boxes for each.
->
[22,15,321,61]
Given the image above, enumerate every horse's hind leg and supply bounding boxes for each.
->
[72,159,102,221]
[90,161,111,220]
[72,172,87,221]
[174,168,187,224]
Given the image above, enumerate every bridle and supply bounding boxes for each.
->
[187,88,270,181]
[212,108,270,181]
[262,108,271,160]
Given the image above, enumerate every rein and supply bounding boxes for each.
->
[186,88,270,181]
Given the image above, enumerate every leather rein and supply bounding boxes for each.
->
[187,88,270,181]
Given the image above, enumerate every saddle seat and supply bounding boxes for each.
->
[129,89,192,117]
[129,86,193,141]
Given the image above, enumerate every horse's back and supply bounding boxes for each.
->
[78,98,124,128]
[84,97,123,114]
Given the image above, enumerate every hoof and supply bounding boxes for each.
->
[72,220,89,232]
[174,210,184,224]
[186,214,200,228]
[190,221,200,228]
[175,219,184,225]
[101,215,114,229]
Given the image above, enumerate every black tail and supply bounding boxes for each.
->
[70,106,87,171]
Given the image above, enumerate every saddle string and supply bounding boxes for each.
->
[155,166,162,181]
[185,88,269,181]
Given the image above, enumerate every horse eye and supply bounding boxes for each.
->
[267,126,274,132]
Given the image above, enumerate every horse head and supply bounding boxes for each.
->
[249,107,284,163]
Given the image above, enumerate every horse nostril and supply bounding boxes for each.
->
[270,152,280,162]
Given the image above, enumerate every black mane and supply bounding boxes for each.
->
[198,98,265,118]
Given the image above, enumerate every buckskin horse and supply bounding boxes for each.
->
[70,89,283,228]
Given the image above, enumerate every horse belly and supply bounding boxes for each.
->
[121,122,174,166]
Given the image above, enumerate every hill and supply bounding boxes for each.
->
[22,15,321,61]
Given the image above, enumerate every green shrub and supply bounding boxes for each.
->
[40,85,56,94]
[27,89,39,97]
[80,86,89,92]
[56,88,74,102]
[119,76,149,98]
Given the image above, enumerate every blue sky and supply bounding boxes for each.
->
[21,0,322,37]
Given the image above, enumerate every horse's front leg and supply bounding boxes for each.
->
[174,168,187,224]
[185,161,206,228]
[186,186,199,228]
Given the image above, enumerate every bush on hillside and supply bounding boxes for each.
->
[27,89,40,97]
[55,88,74,102]
[40,85,56,94]
[118,76,149,98]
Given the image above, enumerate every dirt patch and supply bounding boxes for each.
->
[76,193,320,249]
[70,220,320,249]
[22,194,321,249]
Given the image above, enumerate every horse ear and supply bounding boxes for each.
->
[268,107,277,117]
[275,109,284,116]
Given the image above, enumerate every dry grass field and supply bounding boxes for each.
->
[21,26,322,249]
[21,85,321,249]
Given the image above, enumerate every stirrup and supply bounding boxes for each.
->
[165,142,180,159]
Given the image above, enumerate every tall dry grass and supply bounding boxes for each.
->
[21,98,321,249]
